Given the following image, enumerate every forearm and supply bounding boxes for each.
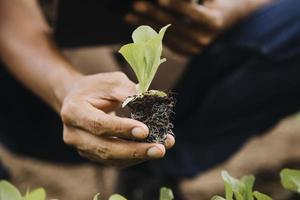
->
[0,0,82,112]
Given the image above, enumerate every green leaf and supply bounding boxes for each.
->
[223,182,233,200]
[253,191,272,200]
[211,196,226,200]
[160,187,174,200]
[221,171,256,200]
[222,171,239,200]
[108,194,127,200]
[0,180,23,200]
[119,24,170,94]
[24,188,46,200]
[132,25,157,43]
[280,168,300,193]
[241,175,255,200]
[93,193,101,200]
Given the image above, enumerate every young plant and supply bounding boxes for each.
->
[119,24,175,144]
[92,187,173,200]
[0,180,173,200]
[280,168,300,194]
[212,171,272,200]
[0,180,46,200]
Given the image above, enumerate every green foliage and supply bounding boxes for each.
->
[119,24,170,94]
[4,168,300,200]
[211,196,226,200]
[211,171,272,200]
[160,187,174,200]
[280,168,300,193]
[0,180,46,200]
[93,193,101,200]
[0,180,23,200]
[108,194,127,200]
[252,191,272,200]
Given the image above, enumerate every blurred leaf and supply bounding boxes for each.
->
[241,175,255,200]
[160,187,174,200]
[224,182,234,200]
[24,188,46,200]
[280,168,300,193]
[108,194,127,200]
[211,195,226,200]
[221,171,257,200]
[0,180,22,200]
[222,171,240,200]
[93,193,100,200]
[253,191,272,200]
[119,24,170,93]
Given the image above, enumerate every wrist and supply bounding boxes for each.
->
[49,62,83,112]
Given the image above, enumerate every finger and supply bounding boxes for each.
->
[165,33,202,56]
[109,72,138,102]
[86,97,121,113]
[125,14,202,56]
[99,72,138,102]
[165,133,175,149]
[62,103,149,139]
[64,127,166,160]
[158,0,222,30]
[133,2,213,46]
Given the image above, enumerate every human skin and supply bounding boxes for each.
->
[0,0,174,168]
[126,0,272,56]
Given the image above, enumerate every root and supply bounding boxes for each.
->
[127,92,175,144]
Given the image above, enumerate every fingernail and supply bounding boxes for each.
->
[134,2,147,12]
[147,146,163,158]
[132,127,147,138]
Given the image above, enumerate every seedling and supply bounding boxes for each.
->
[280,168,300,194]
[119,24,175,144]
[0,180,46,200]
[212,171,272,200]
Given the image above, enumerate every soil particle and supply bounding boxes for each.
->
[127,92,175,144]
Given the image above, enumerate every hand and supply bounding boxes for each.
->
[60,72,175,168]
[126,0,271,56]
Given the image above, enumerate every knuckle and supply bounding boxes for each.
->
[96,144,111,160]
[63,131,76,146]
[60,100,77,125]
[88,115,105,135]
[60,106,71,124]
[211,14,223,30]
[130,149,142,159]
[112,119,125,134]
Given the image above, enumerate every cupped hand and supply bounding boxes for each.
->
[60,72,175,167]
[126,0,271,56]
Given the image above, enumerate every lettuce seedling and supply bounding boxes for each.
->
[211,171,272,200]
[119,24,170,95]
[160,187,174,200]
[119,25,175,144]
[0,180,46,200]
[92,187,173,200]
[280,168,300,194]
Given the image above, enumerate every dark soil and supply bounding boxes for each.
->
[127,92,175,144]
